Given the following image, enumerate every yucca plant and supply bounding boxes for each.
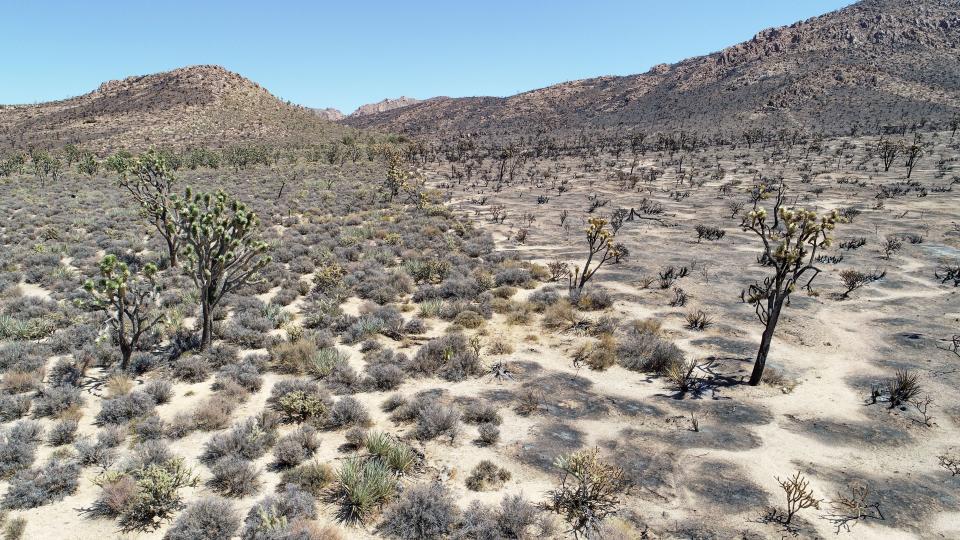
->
[336,458,396,522]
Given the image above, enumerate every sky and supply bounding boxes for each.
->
[1,0,856,113]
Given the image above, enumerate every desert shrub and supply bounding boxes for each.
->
[770,471,821,525]
[32,384,84,418]
[335,457,396,523]
[0,395,31,422]
[106,374,135,397]
[477,423,501,446]
[528,287,562,311]
[460,495,541,539]
[279,460,335,497]
[192,397,237,431]
[45,358,83,387]
[694,224,726,242]
[141,379,173,404]
[241,484,317,540]
[200,342,241,368]
[202,414,280,464]
[214,360,263,393]
[172,355,212,383]
[209,456,262,498]
[616,324,684,374]
[0,421,42,478]
[365,363,406,391]
[111,458,199,531]
[543,447,625,537]
[271,338,318,375]
[838,268,885,298]
[273,426,320,469]
[132,414,166,441]
[453,310,485,329]
[541,300,581,330]
[326,358,363,395]
[466,460,512,491]
[494,268,532,287]
[164,497,240,540]
[572,287,614,311]
[0,513,27,540]
[126,440,175,471]
[2,370,41,394]
[96,391,155,425]
[403,317,428,334]
[47,419,79,446]
[574,334,617,370]
[684,309,712,331]
[222,312,277,350]
[378,481,459,539]
[269,379,332,424]
[461,401,502,425]
[408,332,481,381]
[413,401,461,443]
[329,397,372,429]
[2,457,80,509]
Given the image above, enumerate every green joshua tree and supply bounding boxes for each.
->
[76,151,100,177]
[174,189,271,349]
[118,150,180,267]
[569,217,625,292]
[84,255,164,371]
[741,204,838,385]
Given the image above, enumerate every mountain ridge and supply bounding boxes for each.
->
[0,65,354,152]
[342,0,960,136]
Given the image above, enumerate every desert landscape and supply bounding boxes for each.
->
[0,0,958,539]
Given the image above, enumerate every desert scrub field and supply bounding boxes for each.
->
[0,131,957,539]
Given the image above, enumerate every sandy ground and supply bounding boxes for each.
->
[3,132,960,539]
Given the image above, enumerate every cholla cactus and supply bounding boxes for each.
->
[570,217,625,291]
[118,150,180,267]
[741,203,838,385]
[174,188,271,348]
[84,254,163,371]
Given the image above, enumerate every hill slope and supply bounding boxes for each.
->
[0,65,354,152]
[344,0,960,137]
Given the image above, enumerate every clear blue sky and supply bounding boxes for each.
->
[1,0,856,113]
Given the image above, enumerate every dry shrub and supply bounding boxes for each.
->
[542,447,626,537]
[106,374,134,397]
[574,334,617,371]
[466,460,512,491]
[542,300,580,330]
[271,339,319,375]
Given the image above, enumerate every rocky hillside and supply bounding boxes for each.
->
[344,0,960,137]
[0,65,354,152]
[351,97,424,117]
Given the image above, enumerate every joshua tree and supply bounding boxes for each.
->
[569,217,625,292]
[741,204,839,385]
[30,149,62,186]
[118,150,180,267]
[84,255,163,371]
[174,189,271,349]
[876,138,900,172]
[903,134,925,179]
[76,152,100,177]
[383,151,410,201]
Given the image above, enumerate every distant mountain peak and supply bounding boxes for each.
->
[350,96,422,117]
